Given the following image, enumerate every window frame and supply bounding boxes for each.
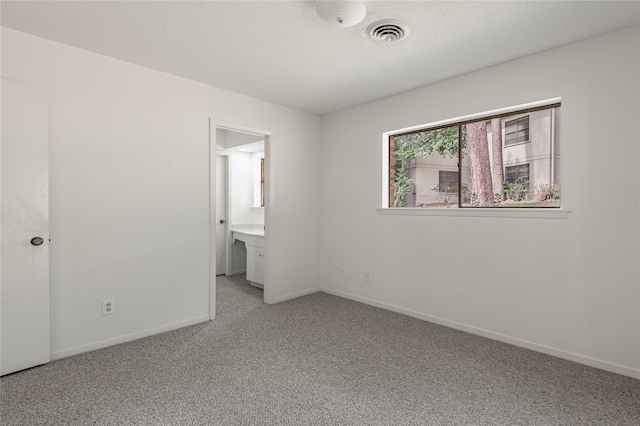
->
[381,98,569,218]
[261,157,265,207]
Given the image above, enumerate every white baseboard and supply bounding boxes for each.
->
[321,287,640,380]
[50,315,210,361]
[273,286,321,304]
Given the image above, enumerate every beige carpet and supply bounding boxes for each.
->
[1,274,639,425]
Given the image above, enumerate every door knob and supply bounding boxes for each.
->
[219,219,225,224]
[30,237,44,246]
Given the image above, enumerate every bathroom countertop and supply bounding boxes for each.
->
[232,225,264,237]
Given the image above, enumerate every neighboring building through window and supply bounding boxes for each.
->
[388,103,560,208]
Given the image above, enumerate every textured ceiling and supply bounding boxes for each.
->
[2,1,639,115]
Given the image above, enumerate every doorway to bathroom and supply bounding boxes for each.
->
[210,121,273,320]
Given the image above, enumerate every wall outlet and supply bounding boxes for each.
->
[363,272,370,282]
[102,299,115,316]
[340,266,347,278]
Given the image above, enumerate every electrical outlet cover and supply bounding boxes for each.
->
[102,299,115,316]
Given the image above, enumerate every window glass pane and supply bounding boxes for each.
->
[505,115,530,146]
[438,171,458,192]
[461,120,493,207]
[501,110,559,207]
[517,116,529,131]
[517,132,528,144]
[392,125,459,208]
[505,164,529,182]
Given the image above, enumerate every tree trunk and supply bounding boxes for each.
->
[466,121,493,206]
[491,118,505,202]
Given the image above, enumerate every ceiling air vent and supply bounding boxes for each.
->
[367,20,409,43]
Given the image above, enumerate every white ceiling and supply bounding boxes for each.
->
[2,1,639,115]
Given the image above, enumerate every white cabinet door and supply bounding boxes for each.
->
[1,79,50,376]
[246,245,264,286]
[254,248,264,285]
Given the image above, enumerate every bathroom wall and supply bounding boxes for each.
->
[230,151,257,225]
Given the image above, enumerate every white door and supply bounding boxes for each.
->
[215,155,227,275]
[1,79,50,375]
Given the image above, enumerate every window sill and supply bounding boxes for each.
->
[504,140,530,147]
[377,207,570,219]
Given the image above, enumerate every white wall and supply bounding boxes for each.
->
[230,151,255,225]
[1,28,321,359]
[229,150,264,227]
[320,26,640,378]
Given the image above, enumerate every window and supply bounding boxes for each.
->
[505,116,530,146]
[252,153,265,208]
[504,164,530,202]
[388,103,560,209]
[505,164,529,183]
[438,171,458,192]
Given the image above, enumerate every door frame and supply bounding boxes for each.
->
[215,154,230,276]
[209,119,274,320]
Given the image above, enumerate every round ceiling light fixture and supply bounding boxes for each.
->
[367,19,410,42]
[315,1,366,28]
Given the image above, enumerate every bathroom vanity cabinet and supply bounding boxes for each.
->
[232,228,264,288]
[246,245,264,287]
